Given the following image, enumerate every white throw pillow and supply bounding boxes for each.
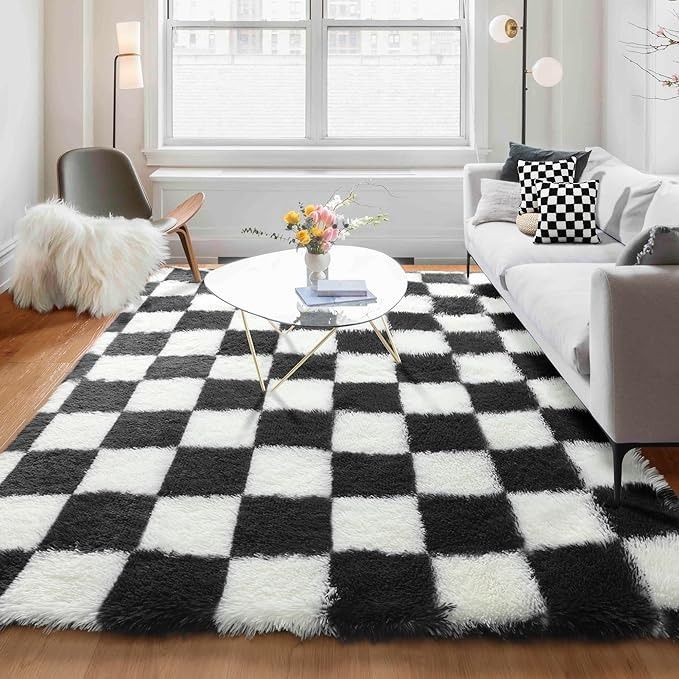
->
[583,149,661,244]
[643,181,679,232]
[471,179,521,225]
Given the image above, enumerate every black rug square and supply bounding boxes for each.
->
[387,312,441,332]
[65,353,99,380]
[396,355,458,384]
[512,354,560,380]
[0,551,33,597]
[0,450,97,496]
[255,410,334,449]
[467,382,538,413]
[61,380,136,413]
[336,330,386,355]
[328,551,450,640]
[231,496,331,557]
[490,313,525,331]
[332,383,402,413]
[219,330,279,356]
[175,311,234,331]
[146,355,216,380]
[105,333,171,356]
[529,542,659,638]
[406,414,486,452]
[269,353,336,381]
[102,411,191,449]
[197,379,265,411]
[100,551,229,633]
[420,494,524,555]
[160,447,253,496]
[406,280,428,296]
[138,295,193,313]
[422,273,466,284]
[541,408,608,443]
[332,453,416,497]
[41,492,155,552]
[6,414,55,451]
[446,331,505,355]
[491,446,583,493]
[433,296,483,316]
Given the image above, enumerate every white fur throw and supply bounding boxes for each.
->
[11,202,169,317]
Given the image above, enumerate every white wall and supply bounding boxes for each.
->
[603,0,679,173]
[0,0,44,289]
[44,0,93,199]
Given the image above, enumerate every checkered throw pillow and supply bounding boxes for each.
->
[534,180,600,244]
[518,157,577,214]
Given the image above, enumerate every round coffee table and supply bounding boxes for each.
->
[204,245,407,392]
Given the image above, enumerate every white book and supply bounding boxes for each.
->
[316,279,368,297]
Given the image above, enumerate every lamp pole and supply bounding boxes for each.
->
[521,0,528,144]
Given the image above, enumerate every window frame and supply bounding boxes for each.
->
[162,0,468,147]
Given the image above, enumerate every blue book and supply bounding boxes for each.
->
[295,286,377,307]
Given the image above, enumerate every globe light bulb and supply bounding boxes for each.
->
[532,57,564,87]
[488,15,519,44]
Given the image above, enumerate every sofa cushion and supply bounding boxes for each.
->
[465,220,623,288]
[582,147,661,244]
[504,263,616,376]
[643,180,679,231]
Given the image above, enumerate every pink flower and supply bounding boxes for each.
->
[321,241,331,253]
[656,26,667,37]
[672,74,679,83]
[315,207,336,227]
[322,227,335,242]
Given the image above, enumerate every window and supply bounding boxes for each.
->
[166,0,466,143]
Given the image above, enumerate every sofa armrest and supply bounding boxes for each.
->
[463,163,504,222]
[590,265,679,444]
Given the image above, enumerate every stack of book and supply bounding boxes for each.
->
[295,280,376,306]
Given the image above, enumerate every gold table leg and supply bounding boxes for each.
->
[241,310,266,392]
[370,316,401,364]
[271,328,337,392]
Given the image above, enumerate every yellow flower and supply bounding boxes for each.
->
[296,229,311,246]
[284,211,301,225]
[310,225,325,238]
[304,204,317,217]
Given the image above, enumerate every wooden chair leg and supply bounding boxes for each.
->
[176,225,202,283]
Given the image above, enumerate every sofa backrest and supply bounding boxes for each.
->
[582,147,662,245]
[643,180,679,232]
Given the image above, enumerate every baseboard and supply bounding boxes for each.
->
[0,239,16,292]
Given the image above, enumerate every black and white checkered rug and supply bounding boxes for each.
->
[2,267,679,640]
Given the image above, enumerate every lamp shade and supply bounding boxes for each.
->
[489,15,519,43]
[532,57,563,88]
[116,21,141,55]
[118,54,144,89]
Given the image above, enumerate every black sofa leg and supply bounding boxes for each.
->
[612,443,634,507]
[466,252,471,279]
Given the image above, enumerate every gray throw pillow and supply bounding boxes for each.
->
[616,226,679,265]
[471,179,521,226]
[500,142,591,183]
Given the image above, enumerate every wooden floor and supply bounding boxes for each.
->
[1,266,679,678]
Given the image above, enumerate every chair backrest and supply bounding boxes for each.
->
[57,147,152,219]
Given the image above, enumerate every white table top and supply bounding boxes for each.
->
[204,246,407,329]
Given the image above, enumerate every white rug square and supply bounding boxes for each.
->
[264,379,334,412]
[477,411,555,450]
[126,378,204,412]
[335,353,397,383]
[399,382,473,415]
[75,448,176,495]
[181,410,260,449]
[139,495,241,557]
[413,451,502,496]
[0,550,128,630]
[216,555,330,637]
[510,490,614,551]
[331,411,409,455]
[86,355,155,382]
[0,494,69,550]
[332,496,426,554]
[245,446,332,497]
[210,354,273,381]
[456,353,522,384]
[160,330,225,357]
[31,413,119,451]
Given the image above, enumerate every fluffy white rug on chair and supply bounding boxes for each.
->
[11,202,169,317]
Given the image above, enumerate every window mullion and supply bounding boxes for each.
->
[309,0,324,142]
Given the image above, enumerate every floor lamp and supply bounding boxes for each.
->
[113,21,144,148]
[488,1,563,144]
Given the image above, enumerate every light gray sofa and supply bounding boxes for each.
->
[463,148,679,505]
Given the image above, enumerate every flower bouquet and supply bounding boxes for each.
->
[242,191,388,283]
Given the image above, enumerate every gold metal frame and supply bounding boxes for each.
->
[239,310,401,392]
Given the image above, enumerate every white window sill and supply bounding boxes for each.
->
[143,145,491,169]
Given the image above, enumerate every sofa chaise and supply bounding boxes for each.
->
[463,147,679,505]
